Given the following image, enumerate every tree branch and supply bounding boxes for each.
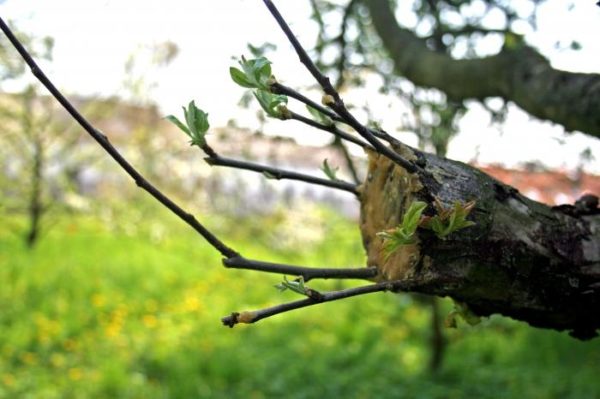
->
[222,279,417,327]
[288,111,370,150]
[0,16,240,258]
[204,154,358,195]
[272,82,393,144]
[271,82,342,123]
[363,0,600,138]
[224,256,377,282]
[262,0,420,173]
[333,0,359,89]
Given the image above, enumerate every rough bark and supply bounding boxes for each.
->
[359,144,600,339]
[363,0,600,138]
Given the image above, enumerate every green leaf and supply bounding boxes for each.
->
[321,159,338,181]
[274,276,308,297]
[187,101,209,135]
[254,90,288,118]
[165,115,191,136]
[376,200,427,259]
[229,67,254,88]
[262,171,277,179]
[165,101,209,148]
[230,56,274,90]
[428,200,476,239]
[445,301,481,328]
[306,105,333,126]
[403,201,427,233]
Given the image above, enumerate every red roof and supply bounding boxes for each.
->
[479,165,600,205]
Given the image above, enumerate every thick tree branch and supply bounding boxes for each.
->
[364,0,600,138]
[360,144,600,339]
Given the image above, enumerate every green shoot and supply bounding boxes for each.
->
[229,56,274,90]
[275,276,308,296]
[321,159,339,181]
[423,199,476,239]
[444,300,482,328]
[376,201,427,258]
[165,101,209,147]
[307,105,334,126]
[254,90,289,119]
[262,171,277,179]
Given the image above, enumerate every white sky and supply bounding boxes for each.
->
[1,0,599,173]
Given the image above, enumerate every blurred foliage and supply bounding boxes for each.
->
[1,198,599,398]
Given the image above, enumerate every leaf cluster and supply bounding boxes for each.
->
[254,90,289,119]
[376,201,427,259]
[230,56,289,119]
[165,101,209,147]
[229,56,274,90]
[422,198,476,239]
[275,276,308,296]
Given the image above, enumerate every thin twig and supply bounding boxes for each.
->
[332,1,362,186]
[271,82,341,122]
[332,135,361,185]
[0,17,239,258]
[222,279,417,327]
[205,155,358,195]
[288,111,370,150]
[224,256,377,282]
[273,82,395,145]
[333,0,358,89]
[262,0,419,173]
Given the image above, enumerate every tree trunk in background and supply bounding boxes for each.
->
[363,0,600,138]
[25,136,43,248]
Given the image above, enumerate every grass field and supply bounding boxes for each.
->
[1,202,599,398]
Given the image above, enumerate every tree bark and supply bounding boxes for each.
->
[359,144,600,339]
[362,0,600,138]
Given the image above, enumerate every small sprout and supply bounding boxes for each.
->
[306,105,334,126]
[376,201,427,259]
[165,101,209,147]
[321,94,335,106]
[367,120,383,131]
[275,276,308,296]
[262,171,277,179]
[229,56,274,90]
[321,159,339,181]
[444,300,482,328]
[254,90,288,119]
[422,199,476,239]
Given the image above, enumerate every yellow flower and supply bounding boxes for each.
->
[64,339,79,351]
[68,368,83,381]
[142,314,158,328]
[182,295,202,313]
[50,353,66,368]
[20,352,37,365]
[2,373,15,387]
[91,293,106,308]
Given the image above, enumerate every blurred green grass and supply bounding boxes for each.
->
[1,202,599,398]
